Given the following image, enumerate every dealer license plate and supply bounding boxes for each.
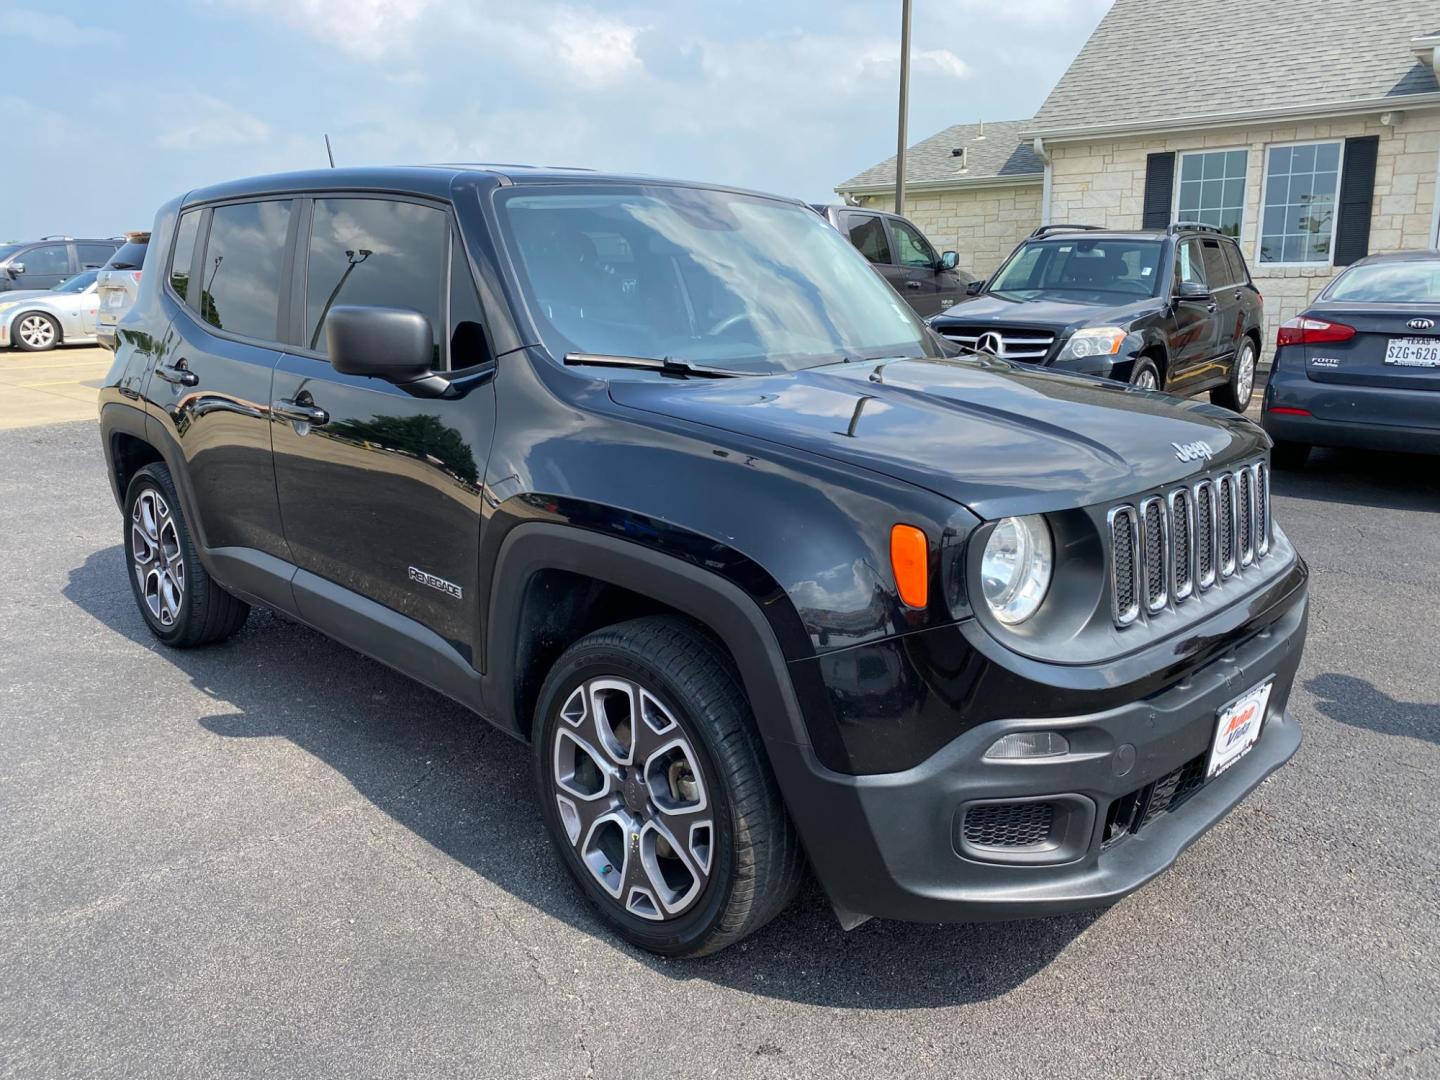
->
[104,289,126,309]
[1384,337,1440,367]
[1207,679,1273,779]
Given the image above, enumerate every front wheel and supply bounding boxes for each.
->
[13,312,59,351]
[1129,357,1162,391]
[1212,338,1258,411]
[533,616,803,957]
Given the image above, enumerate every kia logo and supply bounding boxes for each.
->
[1173,440,1215,463]
[977,331,1005,357]
[1408,318,1435,331]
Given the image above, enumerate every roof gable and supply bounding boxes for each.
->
[1029,0,1440,138]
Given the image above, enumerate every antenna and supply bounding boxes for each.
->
[324,133,335,168]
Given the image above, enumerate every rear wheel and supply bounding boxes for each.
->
[1212,338,1258,411]
[123,463,249,646]
[533,616,802,957]
[1271,440,1310,470]
[13,312,59,352]
[1129,357,1161,391]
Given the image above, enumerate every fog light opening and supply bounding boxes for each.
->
[984,730,1070,761]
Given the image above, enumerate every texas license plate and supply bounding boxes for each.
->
[1207,679,1273,779]
[1384,337,1440,367]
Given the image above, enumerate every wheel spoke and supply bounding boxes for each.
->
[585,678,640,766]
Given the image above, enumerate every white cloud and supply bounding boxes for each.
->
[212,0,435,60]
[154,95,271,150]
[552,13,642,86]
[0,7,121,46]
[914,49,968,80]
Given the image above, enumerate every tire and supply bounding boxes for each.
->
[533,616,803,957]
[123,463,249,647]
[1212,337,1258,412]
[1270,440,1310,470]
[13,311,60,352]
[1129,356,1162,391]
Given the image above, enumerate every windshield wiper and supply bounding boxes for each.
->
[563,352,748,378]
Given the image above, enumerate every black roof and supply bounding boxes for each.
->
[183,164,802,208]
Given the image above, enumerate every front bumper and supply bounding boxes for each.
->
[771,585,1307,924]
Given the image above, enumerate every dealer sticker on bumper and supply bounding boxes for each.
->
[1207,679,1273,779]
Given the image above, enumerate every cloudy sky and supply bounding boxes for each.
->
[0,0,1112,239]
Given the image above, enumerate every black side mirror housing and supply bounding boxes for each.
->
[965,279,984,296]
[327,305,436,382]
[1175,280,1211,302]
[939,250,959,271]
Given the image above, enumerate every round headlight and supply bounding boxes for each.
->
[980,515,1053,625]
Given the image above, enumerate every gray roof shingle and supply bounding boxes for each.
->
[836,120,1042,192]
[1029,0,1440,137]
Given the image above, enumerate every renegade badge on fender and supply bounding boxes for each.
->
[98,166,1308,956]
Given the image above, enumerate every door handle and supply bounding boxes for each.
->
[272,398,330,426]
[156,362,198,387]
[905,280,922,289]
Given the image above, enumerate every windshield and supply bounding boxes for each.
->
[494,185,929,374]
[1324,260,1440,303]
[989,237,1163,301]
[53,271,97,293]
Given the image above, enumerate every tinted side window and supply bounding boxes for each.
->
[1200,239,1230,286]
[843,213,892,264]
[1177,239,1206,286]
[449,240,490,370]
[200,201,293,340]
[889,219,937,268]
[78,243,117,269]
[23,244,70,276]
[169,212,202,302]
[304,198,447,363]
[1222,240,1248,285]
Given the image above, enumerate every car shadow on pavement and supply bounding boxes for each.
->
[1270,447,1440,512]
[65,545,1093,1009]
[1305,673,1440,746]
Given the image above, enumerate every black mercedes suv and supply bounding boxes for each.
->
[932,223,1264,411]
[98,167,1307,957]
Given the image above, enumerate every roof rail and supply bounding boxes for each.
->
[1029,223,1104,239]
[39,234,74,241]
[1169,221,1224,236]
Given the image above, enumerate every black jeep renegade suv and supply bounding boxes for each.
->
[98,167,1307,957]
[932,223,1264,411]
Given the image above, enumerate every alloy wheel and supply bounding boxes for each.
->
[1236,342,1256,405]
[1132,367,1158,391]
[131,488,186,627]
[17,315,56,349]
[551,676,714,922]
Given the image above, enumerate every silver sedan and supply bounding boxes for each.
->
[0,271,101,351]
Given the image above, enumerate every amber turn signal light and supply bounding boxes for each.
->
[890,524,929,608]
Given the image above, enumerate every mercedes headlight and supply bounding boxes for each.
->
[1058,326,1127,361]
[980,515,1053,625]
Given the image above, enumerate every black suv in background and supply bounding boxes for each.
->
[813,204,974,317]
[98,167,1306,957]
[0,236,121,292]
[932,223,1263,411]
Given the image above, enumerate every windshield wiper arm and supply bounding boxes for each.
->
[563,352,748,378]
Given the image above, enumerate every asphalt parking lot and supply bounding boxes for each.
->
[1,358,1438,1078]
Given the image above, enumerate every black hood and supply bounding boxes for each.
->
[935,292,1165,329]
[608,357,1264,519]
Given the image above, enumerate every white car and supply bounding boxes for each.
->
[0,270,101,351]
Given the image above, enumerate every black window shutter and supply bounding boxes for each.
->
[1334,135,1379,266]
[1142,153,1176,229]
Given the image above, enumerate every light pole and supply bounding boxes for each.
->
[895,0,912,216]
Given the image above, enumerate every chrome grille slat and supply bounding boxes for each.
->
[1107,458,1273,629]
[938,326,1057,362]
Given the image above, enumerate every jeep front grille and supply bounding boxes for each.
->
[1107,461,1270,628]
[937,326,1056,361]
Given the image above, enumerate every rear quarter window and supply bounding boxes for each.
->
[1222,241,1249,285]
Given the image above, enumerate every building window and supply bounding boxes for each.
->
[1259,141,1342,264]
[1176,149,1247,237]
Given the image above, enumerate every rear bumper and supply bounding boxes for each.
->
[1262,408,1440,454]
[772,582,1307,924]
[95,326,117,350]
[1263,363,1440,453]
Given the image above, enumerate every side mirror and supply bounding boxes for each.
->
[326,306,441,390]
[8,263,24,277]
[965,279,985,296]
[1175,280,1211,302]
[939,250,959,271]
